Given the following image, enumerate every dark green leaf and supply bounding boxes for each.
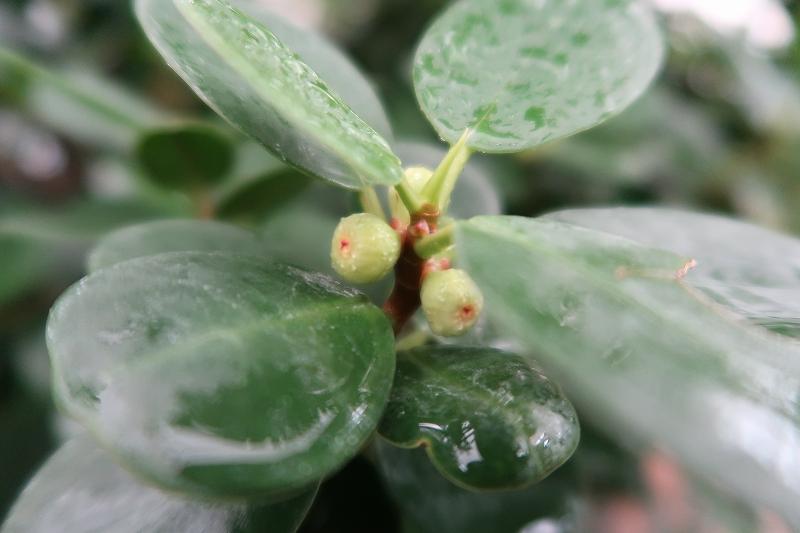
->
[545,208,800,338]
[456,215,800,526]
[375,441,573,533]
[47,252,396,499]
[414,0,663,152]
[87,220,264,272]
[379,346,578,490]
[1,436,317,533]
[218,168,313,222]
[135,123,235,190]
[135,0,403,189]
[0,237,50,306]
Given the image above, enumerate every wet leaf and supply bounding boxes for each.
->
[546,208,800,339]
[375,440,573,533]
[47,252,395,498]
[135,0,403,189]
[1,435,317,533]
[135,123,235,190]
[87,220,264,272]
[456,215,800,526]
[394,141,502,218]
[379,345,579,490]
[414,0,663,152]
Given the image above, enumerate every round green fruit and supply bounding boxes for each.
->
[421,269,484,336]
[331,213,401,284]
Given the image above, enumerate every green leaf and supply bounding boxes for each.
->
[134,123,235,190]
[47,252,395,498]
[395,141,502,218]
[0,237,51,306]
[218,168,313,222]
[375,440,573,533]
[87,219,264,272]
[545,208,800,339]
[379,346,579,490]
[0,47,166,151]
[135,0,403,189]
[413,0,663,152]
[456,215,800,526]
[1,436,317,533]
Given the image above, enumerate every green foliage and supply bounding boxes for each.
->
[4,0,800,530]
[379,346,579,490]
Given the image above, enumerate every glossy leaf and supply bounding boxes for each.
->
[135,123,235,190]
[135,0,403,189]
[375,441,573,533]
[1,436,317,533]
[87,220,264,272]
[456,215,800,526]
[379,346,579,490]
[394,141,502,218]
[413,0,663,152]
[545,208,800,338]
[47,252,395,498]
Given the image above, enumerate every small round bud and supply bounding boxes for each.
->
[331,213,401,284]
[421,269,484,337]
[389,167,433,225]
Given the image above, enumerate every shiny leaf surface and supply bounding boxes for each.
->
[47,252,395,498]
[546,208,800,338]
[87,220,264,272]
[379,345,579,490]
[414,0,663,152]
[135,0,403,189]
[456,215,800,526]
[1,436,317,533]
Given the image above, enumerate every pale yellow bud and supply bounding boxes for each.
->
[389,167,433,224]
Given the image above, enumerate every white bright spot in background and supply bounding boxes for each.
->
[650,0,795,49]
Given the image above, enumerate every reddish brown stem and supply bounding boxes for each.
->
[383,208,441,336]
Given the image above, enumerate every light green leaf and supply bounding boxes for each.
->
[1,436,317,533]
[395,141,502,218]
[134,123,235,190]
[379,346,579,490]
[545,208,800,338]
[414,0,663,152]
[87,219,264,272]
[47,252,395,499]
[456,215,800,526]
[135,0,403,189]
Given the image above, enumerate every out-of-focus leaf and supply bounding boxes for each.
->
[47,252,395,498]
[456,215,800,526]
[394,141,502,218]
[379,345,579,490]
[1,436,317,533]
[134,123,235,190]
[413,0,663,152]
[546,207,800,338]
[218,168,313,222]
[0,237,50,306]
[0,47,165,151]
[135,0,403,189]
[87,219,263,272]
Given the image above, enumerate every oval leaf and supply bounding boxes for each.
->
[456,215,800,526]
[134,0,403,189]
[545,208,800,338]
[414,0,663,152]
[379,346,579,490]
[1,436,317,533]
[135,123,235,190]
[87,219,264,272]
[47,252,396,498]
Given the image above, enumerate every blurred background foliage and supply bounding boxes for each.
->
[1,0,799,531]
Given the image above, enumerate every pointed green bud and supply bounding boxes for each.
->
[331,213,401,284]
[421,269,484,337]
[389,167,433,225]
